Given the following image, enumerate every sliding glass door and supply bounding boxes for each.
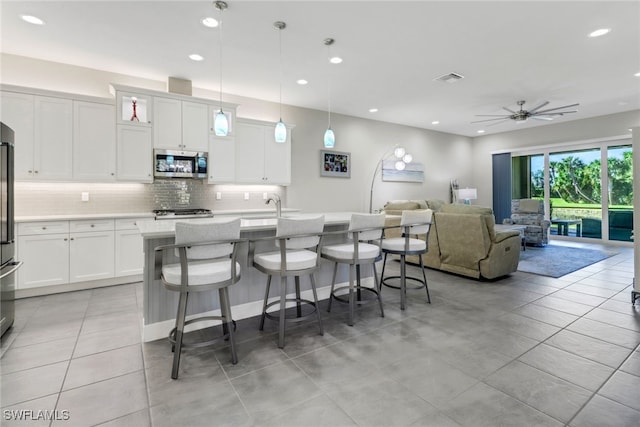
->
[511,140,632,243]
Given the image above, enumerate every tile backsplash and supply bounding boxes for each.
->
[15,180,286,217]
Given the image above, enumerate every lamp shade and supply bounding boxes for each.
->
[457,188,477,201]
[323,128,335,148]
[214,110,229,136]
[274,120,287,143]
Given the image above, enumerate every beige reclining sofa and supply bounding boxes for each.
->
[383,200,521,280]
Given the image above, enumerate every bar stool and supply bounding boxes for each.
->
[321,213,386,326]
[155,218,243,379]
[251,216,325,348]
[380,209,433,310]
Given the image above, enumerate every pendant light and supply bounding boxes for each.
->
[274,21,287,143]
[323,38,335,148]
[213,1,229,136]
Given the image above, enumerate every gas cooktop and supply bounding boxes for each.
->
[153,208,213,219]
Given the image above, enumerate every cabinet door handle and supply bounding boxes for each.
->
[42,226,47,230]
[64,238,68,241]
[90,224,95,227]
[34,170,39,174]
[70,237,75,241]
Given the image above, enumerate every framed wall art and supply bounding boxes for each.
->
[320,150,351,178]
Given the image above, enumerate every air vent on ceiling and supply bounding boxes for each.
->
[434,72,465,83]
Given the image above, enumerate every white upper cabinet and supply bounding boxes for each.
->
[73,101,116,181]
[153,96,182,149]
[153,97,209,151]
[234,119,291,185]
[208,135,236,183]
[34,96,73,180]
[116,125,153,182]
[1,91,35,180]
[182,101,209,151]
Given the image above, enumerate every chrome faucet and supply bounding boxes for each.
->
[266,193,282,218]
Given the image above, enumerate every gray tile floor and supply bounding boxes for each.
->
[2,241,640,426]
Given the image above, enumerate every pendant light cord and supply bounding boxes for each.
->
[326,43,331,128]
[279,25,283,119]
[218,6,224,109]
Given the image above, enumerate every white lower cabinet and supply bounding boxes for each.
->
[115,218,145,276]
[18,233,70,289]
[17,217,144,291]
[69,229,115,283]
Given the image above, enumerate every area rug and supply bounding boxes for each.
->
[517,244,618,278]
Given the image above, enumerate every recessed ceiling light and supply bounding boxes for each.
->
[432,121,440,125]
[21,15,44,25]
[589,28,611,37]
[201,17,219,28]
[329,56,343,64]
[296,79,308,85]
[189,54,204,61]
[635,72,640,77]
[477,130,485,134]
[369,108,378,113]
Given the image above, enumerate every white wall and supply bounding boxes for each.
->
[1,53,474,214]
[470,110,640,207]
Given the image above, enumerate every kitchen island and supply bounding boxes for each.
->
[137,212,359,341]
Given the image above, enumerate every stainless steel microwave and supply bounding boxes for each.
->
[154,149,208,179]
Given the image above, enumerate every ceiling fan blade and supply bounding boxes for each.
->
[471,117,511,124]
[502,107,517,114]
[486,119,510,127]
[534,103,580,114]
[534,110,578,116]
[474,114,511,117]
[531,116,554,121]
[528,101,550,113]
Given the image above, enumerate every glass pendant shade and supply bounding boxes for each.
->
[394,147,406,158]
[395,160,406,171]
[402,153,413,163]
[214,110,229,136]
[274,120,287,143]
[323,128,335,148]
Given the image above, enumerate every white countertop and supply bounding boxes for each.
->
[15,208,301,223]
[16,212,155,222]
[137,212,358,238]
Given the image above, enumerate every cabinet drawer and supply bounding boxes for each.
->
[18,221,70,236]
[115,218,147,230]
[69,219,114,233]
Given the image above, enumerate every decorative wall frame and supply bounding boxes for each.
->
[320,150,351,178]
[381,160,424,182]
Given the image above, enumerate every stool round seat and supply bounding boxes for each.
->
[381,237,427,253]
[162,259,241,288]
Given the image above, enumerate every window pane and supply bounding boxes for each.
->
[607,145,633,242]
[549,148,601,238]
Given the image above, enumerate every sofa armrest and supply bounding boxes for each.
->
[495,230,520,244]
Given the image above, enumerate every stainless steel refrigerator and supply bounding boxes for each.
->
[1,122,22,337]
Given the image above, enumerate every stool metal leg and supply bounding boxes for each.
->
[278,276,287,348]
[373,263,384,317]
[419,256,431,303]
[171,290,189,379]
[380,253,389,297]
[259,275,272,331]
[327,262,338,313]
[348,264,355,326]
[295,276,302,318]
[219,287,238,364]
[400,255,407,310]
[309,274,324,336]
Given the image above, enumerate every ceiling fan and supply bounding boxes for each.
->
[472,100,579,126]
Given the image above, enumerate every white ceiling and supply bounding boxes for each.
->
[1,0,639,137]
